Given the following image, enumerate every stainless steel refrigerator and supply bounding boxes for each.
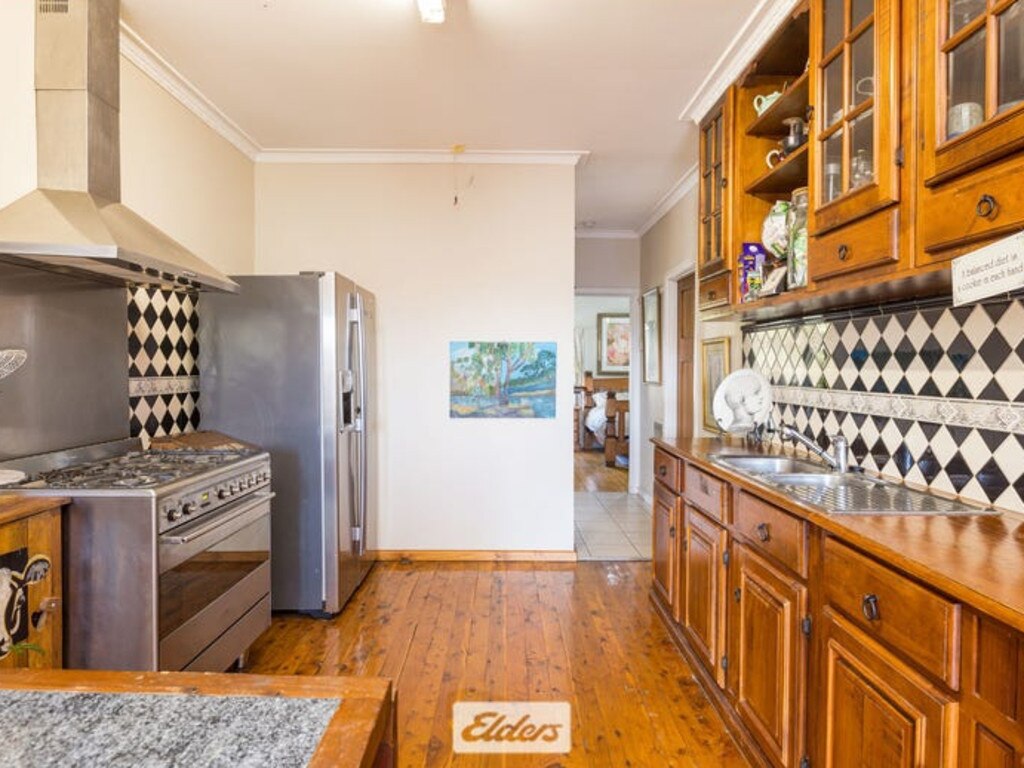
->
[199,272,375,615]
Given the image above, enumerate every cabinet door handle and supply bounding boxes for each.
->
[720,177,728,189]
[669,525,676,538]
[838,244,850,261]
[755,522,771,542]
[976,194,998,219]
[861,593,881,622]
[700,477,709,494]
[658,465,667,477]
[733,587,742,603]
[707,290,717,301]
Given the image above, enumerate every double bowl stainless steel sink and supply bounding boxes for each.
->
[710,453,997,516]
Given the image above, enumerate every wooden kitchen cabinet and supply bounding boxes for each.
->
[819,609,955,768]
[682,504,729,687]
[728,546,809,768]
[808,0,906,283]
[957,610,1024,767]
[0,498,64,670]
[698,89,735,312]
[917,0,1024,266]
[652,483,679,608]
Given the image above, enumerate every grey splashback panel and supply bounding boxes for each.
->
[0,262,128,459]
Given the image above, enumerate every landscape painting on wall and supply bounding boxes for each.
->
[450,341,557,419]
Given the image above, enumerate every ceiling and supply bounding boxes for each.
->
[121,0,759,233]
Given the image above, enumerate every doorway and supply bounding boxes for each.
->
[572,292,650,561]
[677,275,696,439]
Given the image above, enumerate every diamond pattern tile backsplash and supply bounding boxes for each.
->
[127,287,200,442]
[744,297,1024,513]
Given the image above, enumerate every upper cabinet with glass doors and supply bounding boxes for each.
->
[697,90,735,312]
[920,0,1024,182]
[917,0,1024,265]
[809,0,902,234]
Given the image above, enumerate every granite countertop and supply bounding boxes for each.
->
[1,690,338,767]
[0,670,395,768]
[655,436,1024,634]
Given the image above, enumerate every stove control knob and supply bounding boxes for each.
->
[218,488,230,500]
[182,502,197,515]
[166,506,183,522]
[230,483,240,494]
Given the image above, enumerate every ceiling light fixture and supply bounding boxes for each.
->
[417,0,446,24]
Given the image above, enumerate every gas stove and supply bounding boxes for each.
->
[0,437,273,673]
[9,449,258,490]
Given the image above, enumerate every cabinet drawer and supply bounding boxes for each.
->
[810,206,899,281]
[734,492,807,578]
[698,273,730,310]
[823,537,961,689]
[919,156,1024,266]
[684,464,729,523]
[654,448,682,494]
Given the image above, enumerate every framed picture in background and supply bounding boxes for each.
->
[596,313,630,376]
[642,288,661,383]
[701,337,731,431]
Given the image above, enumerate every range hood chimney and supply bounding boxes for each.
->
[0,0,238,293]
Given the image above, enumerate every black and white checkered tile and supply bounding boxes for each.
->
[744,297,1024,514]
[127,287,199,441]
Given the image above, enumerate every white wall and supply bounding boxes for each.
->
[0,8,255,275]
[637,185,746,498]
[120,59,255,276]
[575,236,640,290]
[0,2,39,207]
[254,162,576,553]
[574,294,630,381]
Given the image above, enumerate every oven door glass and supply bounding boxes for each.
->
[158,494,271,653]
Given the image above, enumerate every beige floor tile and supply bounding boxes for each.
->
[577,520,623,535]
[582,530,633,546]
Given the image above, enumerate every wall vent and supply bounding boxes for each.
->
[38,0,70,13]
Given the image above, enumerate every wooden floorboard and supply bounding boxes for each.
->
[574,450,628,492]
[246,561,748,767]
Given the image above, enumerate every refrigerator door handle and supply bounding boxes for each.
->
[351,292,369,556]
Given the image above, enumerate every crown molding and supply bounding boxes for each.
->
[677,0,803,124]
[119,23,261,160]
[637,164,699,237]
[575,228,639,240]
[255,149,588,166]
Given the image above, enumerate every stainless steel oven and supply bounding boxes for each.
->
[158,491,273,671]
[0,440,274,671]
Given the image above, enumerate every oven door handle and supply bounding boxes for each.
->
[160,492,275,546]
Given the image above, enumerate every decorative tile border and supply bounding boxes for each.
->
[772,386,1024,434]
[128,376,200,398]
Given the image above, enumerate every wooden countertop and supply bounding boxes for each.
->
[654,437,1024,634]
[0,669,394,768]
[0,495,69,526]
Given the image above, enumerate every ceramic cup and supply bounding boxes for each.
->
[948,101,983,137]
[855,76,874,99]
[754,91,783,115]
[766,148,784,168]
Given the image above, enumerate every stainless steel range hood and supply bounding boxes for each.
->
[0,0,238,293]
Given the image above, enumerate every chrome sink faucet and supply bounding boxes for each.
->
[780,425,850,473]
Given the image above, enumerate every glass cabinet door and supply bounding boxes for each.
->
[924,0,1024,183]
[810,0,900,231]
[699,99,730,276]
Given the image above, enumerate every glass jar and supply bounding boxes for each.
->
[787,187,808,289]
